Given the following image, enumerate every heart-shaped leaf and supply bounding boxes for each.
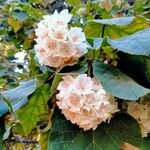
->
[93,60,150,100]
[48,110,142,150]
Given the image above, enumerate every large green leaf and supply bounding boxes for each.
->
[48,110,142,150]
[84,16,149,39]
[108,28,150,56]
[0,80,36,117]
[16,84,50,134]
[93,60,150,100]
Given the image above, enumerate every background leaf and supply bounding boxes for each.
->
[7,17,22,33]
[0,80,36,116]
[65,0,81,8]
[93,60,150,100]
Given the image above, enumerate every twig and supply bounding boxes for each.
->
[99,24,106,57]
[5,138,38,144]
[41,102,56,132]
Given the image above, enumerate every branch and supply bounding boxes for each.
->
[5,138,38,144]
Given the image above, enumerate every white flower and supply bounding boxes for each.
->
[56,74,118,130]
[50,9,72,30]
[68,27,86,45]
[34,9,88,68]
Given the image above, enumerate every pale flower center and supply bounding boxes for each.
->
[48,40,58,50]
[72,35,80,43]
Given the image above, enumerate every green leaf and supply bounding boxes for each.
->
[29,0,42,3]
[133,0,145,14]
[16,84,50,135]
[108,28,150,56]
[39,132,49,150]
[93,60,150,100]
[66,0,81,8]
[90,17,133,26]
[141,137,150,150]
[19,3,46,19]
[84,16,149,39]
[7,17,22,33]
[35,72,50,87]
[48,110,142,150]
[50,74,62,97]
[0,80,36,116]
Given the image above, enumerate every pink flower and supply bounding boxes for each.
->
[34,9,88,68]
[56,74,118,130]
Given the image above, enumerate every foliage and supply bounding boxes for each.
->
[0,0,150,149]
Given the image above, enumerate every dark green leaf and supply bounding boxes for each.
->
[61,61,88,74]
[48,110,142,150]
[118,53,150,88]
[141,137,150,150]
[0,117,5,150]
[93,60,150,100]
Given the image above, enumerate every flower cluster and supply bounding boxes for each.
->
[127,101,150,137]
[56,74,118,130]
[34,9,88,68]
